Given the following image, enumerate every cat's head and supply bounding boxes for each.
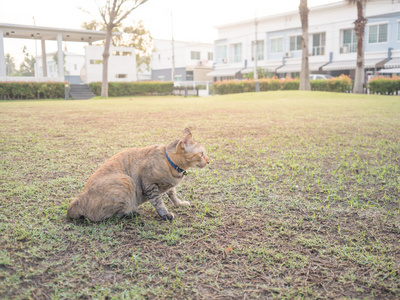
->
[176,128,210,169]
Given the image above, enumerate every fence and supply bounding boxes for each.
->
[173,81,212,97]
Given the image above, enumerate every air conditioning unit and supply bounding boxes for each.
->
[285,51,292,58]
[341,46,349,54]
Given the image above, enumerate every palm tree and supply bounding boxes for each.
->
[299,0,310,91]
[347,0,369,94]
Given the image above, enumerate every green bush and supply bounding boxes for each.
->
[368,77,400,95]
[0,82,66,100]
[88,81,174,96]
[311,79,328,91]
[210,75,352,95]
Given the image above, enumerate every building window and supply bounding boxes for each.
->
[231,43,242,63]
[252,40,264,61]
[312,33,325,56]
[90,60,103,64]
[186,71,194,81]
[208,52,213,60]
[158,54,161,62]
[270,37,283,53]
[341,29,356,53]
[398,22,400,41]
[289,35,302,51]
[216,45,227,63]
[191,51,200,60]
[74,64,77,70]
[369,23,388,43]
[112,51,132,56]
[158,75,165,81]
[116,74,127,78]
[174,75,182,81]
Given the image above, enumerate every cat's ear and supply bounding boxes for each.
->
[183,128,192,138]
[177,129,193,152]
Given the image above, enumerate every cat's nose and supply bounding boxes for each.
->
[206,157,210,164]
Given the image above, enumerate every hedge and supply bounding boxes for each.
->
[210,75,353,95]
[88,82,174,96]
[368,77,400,95]
[0,82,66,100]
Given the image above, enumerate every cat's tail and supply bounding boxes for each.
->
[67,193,85,219]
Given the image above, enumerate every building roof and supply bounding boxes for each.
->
[214,1,346,29]
[0,23,120,43]
[322,58,387,71]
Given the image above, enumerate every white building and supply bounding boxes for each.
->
[151,39,214,82]
[0,23,137,84]
[209,0,400,81]
[84,45,137,83]
[35,51,85,84]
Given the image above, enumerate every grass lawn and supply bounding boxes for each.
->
[1,91,399,299]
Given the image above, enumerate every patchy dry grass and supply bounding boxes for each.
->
[1,91,400,299]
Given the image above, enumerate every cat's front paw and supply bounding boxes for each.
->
[178,200,190,206]
[161,212,174,221]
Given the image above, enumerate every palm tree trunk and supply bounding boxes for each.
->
[299,0,310,91]
[353,1,367,94]
[101,25,113,98]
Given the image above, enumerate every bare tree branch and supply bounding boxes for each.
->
[114,0,148,26]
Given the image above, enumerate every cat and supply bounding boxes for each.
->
[67,128,209,222]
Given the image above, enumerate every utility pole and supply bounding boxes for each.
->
[254,15,260,92]
[171,12,175,82]
[32,16,38,76]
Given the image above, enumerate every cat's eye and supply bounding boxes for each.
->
[200,152,204,157]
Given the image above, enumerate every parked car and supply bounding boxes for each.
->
[309,74,333,80]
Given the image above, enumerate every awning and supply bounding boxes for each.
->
[378,68,400,74]
[207,68,243,77]
[322,58,386,71]
[384,57,400,68]
[276,62,328,73]
[241,64,282,74]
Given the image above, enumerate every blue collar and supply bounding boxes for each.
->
[165,151,185,174]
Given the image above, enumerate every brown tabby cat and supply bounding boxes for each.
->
[67,128,210,222]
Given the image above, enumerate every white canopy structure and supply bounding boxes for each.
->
[0,23,120,82]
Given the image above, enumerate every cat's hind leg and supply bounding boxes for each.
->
[84,174,138,222]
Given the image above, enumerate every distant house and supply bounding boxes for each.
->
[150,39,214,82]
[209,0,400,82]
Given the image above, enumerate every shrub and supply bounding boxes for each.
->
[210,75,352,95]
[368,77,400,95]
[327,74,352,93]
[0,82,66,100]
[88,82,174,96]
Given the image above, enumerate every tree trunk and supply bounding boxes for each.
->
[299,0,310,91]
[353,1,367,94]
[101,24,113,98]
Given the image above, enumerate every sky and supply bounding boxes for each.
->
[1,0,340,63]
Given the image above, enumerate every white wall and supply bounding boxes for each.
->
[150,39,214,71]
[85,45,137,83]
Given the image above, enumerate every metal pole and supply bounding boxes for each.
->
[171,12,175,82]
[254,15,260,92]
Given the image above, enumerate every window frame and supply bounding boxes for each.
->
[397,20,400,41]
[270,36,284,54]
[289,35,302,51]
[190,51,201,60]
[231,43,243,63]
[341,28,357,53]
[368,22,389,44]
[312,32,326,56]
[252,40,265,61]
